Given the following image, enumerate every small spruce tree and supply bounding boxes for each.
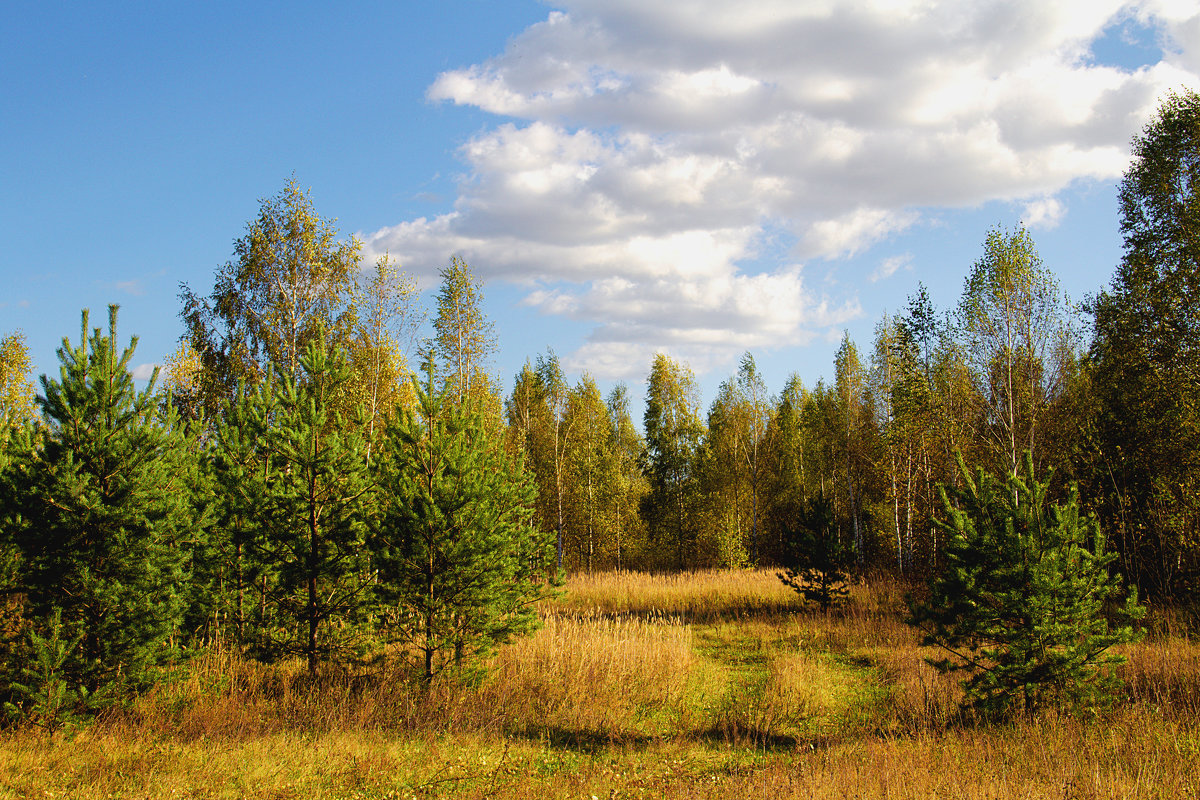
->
[778,492,850,611]
[909,452,1143,717]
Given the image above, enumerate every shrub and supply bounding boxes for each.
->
[778,492,850,612]
[909,452,1143,717]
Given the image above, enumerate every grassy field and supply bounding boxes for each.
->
[2,570,1198,798]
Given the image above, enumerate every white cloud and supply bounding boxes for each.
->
[871,253,914,283]
[516,263,862,380]
[131,363,159,381]
[1022,197,1067,229]
[804,208,921,260]
[367,0,1200,375]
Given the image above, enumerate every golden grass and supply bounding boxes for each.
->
[556,568,802,620]
[483,612,694,739]
[1119,634,1200,717]
[5,712,1195,799]
[2,568,1199,798]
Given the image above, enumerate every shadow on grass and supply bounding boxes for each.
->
[691,724,799,751]
[505,723,851,755]
[506,725,664,753]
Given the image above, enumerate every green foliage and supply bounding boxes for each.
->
[535,350,570,570]
[956,225,1074,479]
[3,608,97,734]
[2,307,198,712]
[778,492,850,611]
[563,374,616,571]
[910,452,1143,717]
[375,361,555,683]
[231,337,376,674]
[179,178,363,416]
[1089,88,1200,599]
[641,353,705,569]
[433,256,498,411]
[762,374,807,564]
[701,353,773,569]
[603,384,648,571]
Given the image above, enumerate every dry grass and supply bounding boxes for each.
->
[1119,634,1200,717]
[557,568,802,620]
[484,612,694,739]
[2,569,1199,798]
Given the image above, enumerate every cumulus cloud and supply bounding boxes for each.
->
[364,0,1200,378]
[131,363,159,381]
[1022,197,1067,229]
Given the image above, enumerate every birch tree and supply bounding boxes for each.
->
[0,332,36,428]
[433,256,497,415]
[180,179,361,413]
[642,353,704,569]
[957,226,1073,480]
[350,254,420,466]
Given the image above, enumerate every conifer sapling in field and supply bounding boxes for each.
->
[374,357,555,684]
[909,452,1143,717]
[1,307,200,718]
[778,492,850,611]
[231,335,376,675]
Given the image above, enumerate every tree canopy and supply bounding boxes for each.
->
[1090,88,1200,597]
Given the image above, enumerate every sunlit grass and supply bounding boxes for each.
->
[556,568,802,620]
[2,569,1198,798]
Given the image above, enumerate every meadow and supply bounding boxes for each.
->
[1,570,1197,799]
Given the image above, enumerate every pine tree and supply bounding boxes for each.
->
[375,360,554,683]
[909,452,1143,717]
[3,307,198,708]
[235,337,376,674]
[778,492,849,611]
[201,382,264,648]
[0,416,33,714]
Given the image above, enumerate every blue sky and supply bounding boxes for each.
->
[3,0,1199,419]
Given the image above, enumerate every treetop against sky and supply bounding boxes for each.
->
[2,0,1198,410]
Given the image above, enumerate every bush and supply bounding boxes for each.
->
[909,452,1143,717]
[778,492,850,612]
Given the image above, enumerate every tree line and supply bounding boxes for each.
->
[497,89,1200,608]
[0,90,1196,724]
